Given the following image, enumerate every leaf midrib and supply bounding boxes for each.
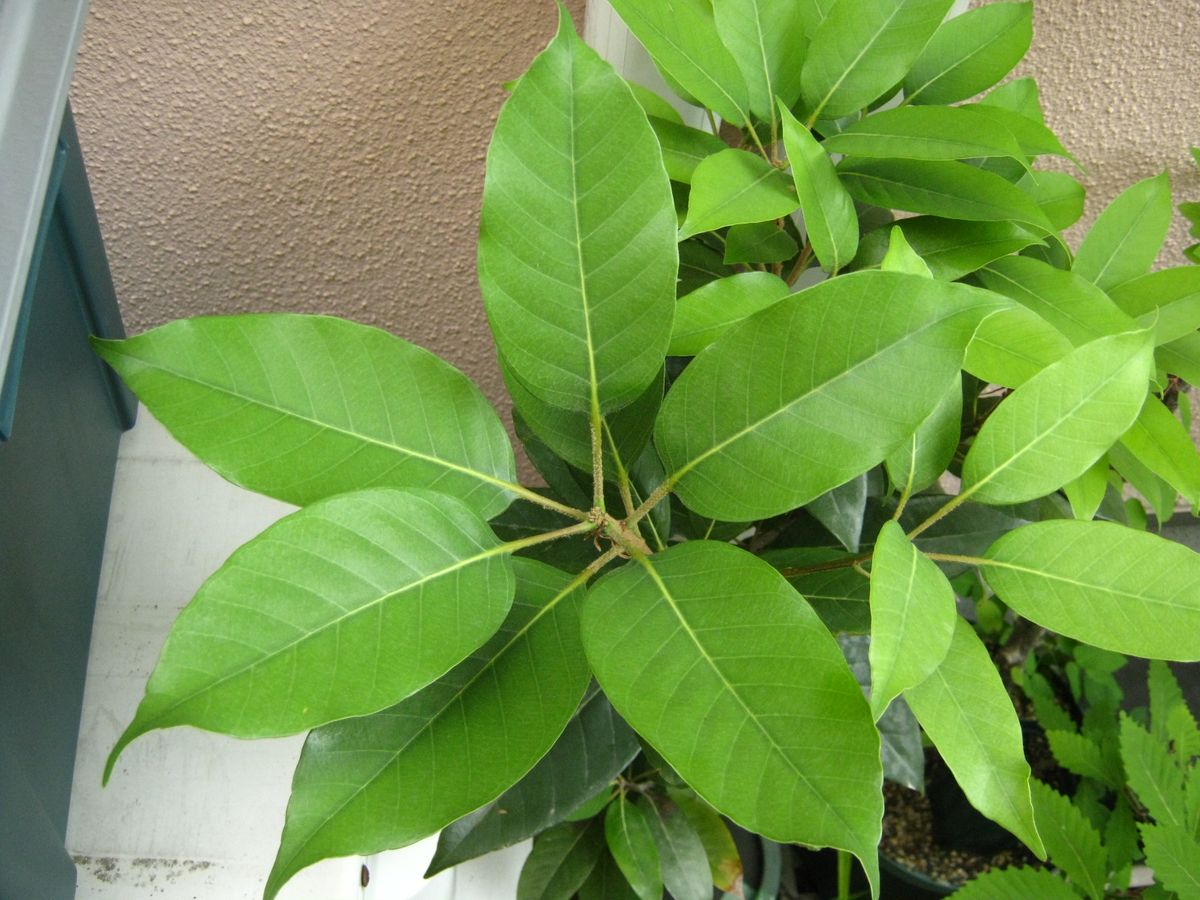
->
[808,1,906,121]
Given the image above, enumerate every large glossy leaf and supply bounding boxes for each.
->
[780,104,858,273]
[1031,780,1107,900]
[903,2,1032,105]
[853,217,1042,282]
[824,106,1027,168]
[885,373,961,495]
[800,0,954,121]
[806,474,868,554]
[983,520,1200,661]
[960,104,1074,163]
[649,117,727,184]
[607,0,750,125]
[426,688,639,875]
[517,820,606,900]
[669,789,743,893]
[868,521,957,720]
[963,303,1073,388]
[1119,398,1200,507]
[504,356,662,475]
[679,149,799,240]
[669,272,791,356]
[577,848,637,900]
[1074,172,1173,292]
[960,330,1153,505]
[1021,170,1086,230]
[905,617,1044,857]
[605,798,662,900]
[713,0,806,123]
[1159,332,1200,385]
[772,547,871,633]
[93,315,516,518]
[642,794,711,900]
[839,158,1055,233]
[264,560,590,899]
[977,256,1135,348]
[655,271,996,521]
[105,489,515,783]
[1109,267,1200,345]
[479,10,676,413]
[723,222,799,264]
[582,542,883,896]
[840,635,925,792]
[881,226,932,277]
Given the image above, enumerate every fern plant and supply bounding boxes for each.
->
[94,2,1200,898]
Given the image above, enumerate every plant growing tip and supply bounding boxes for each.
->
[93,1,1200,897]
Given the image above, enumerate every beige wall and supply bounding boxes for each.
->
[71,0,584,426]
[72,1,1200,429]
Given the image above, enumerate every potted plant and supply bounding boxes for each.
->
[93,1,1200,898]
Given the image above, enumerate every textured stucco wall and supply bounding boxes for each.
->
[70,0,584,430]
[996,0,1200,258]
[71,1,1200,437]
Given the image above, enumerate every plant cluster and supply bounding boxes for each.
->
[94,1,1200,898]
[957,652,1200,899]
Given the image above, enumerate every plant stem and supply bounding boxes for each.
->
[905,486,977,540]
[891,447,917,522]
[837,850,852,900]
[500,520,595,555]
[924,552,989,567]
[786,242,814,286]
[590,403,605,512]
[627,477,675,529]
[777,551,872,578]
[501,480,590,521]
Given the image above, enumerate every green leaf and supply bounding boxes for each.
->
[578,849,638,900]
[1045,729,1121,789]
[1021,170,1086,230]
[627,81,683,124]
[903,2,1032,105]
[983,520,1200,661]
[1109,267,1200,346]
[953,866,1080,900]
[264,559,590,899]
[806,473,868,553]
[93,315,516,518]
[960,330,1153,505]
[981,76,1045,121]
[668,789,743,893]
[775,548,872,633]
[713,0,807,123]
[649,117,727,184]
[1105,795,1140,876]
[723,222,799,265]
[518,820,606,900]
[582,542,883,896]
[668,272,791,356]
[1119,398,1200,507]
[513,411,593,512]
[605,797,663,900]
[608,0,751,125]
[881,226,933,278]
[656,271,995,521]
[479,9,677,412]
[679,149,799,240]
[1122,714,1189,828]
[504,356,661,476]
[780,104,859,273]
[904,617,1044,857]
[1140,823,1200,900]
[426,688,639,875]
[641,794,711,900]
[489,491,597,573]
[1150,659,1188,744]
[977,256,1136,348]
[1109,442,1177,524]
[1030,780,1107,900]
[868,521,957,720]
[1063,458,1109,521]
[838,158,1055,233]
[840,635,925,792]
[824,106,1028,168]
[801,0,954,121]
[1074,172,1173,292]
[854,217,1042,282]
[1159,332,1200,385]
[106,489,515,782]
[959,104,1074,162]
